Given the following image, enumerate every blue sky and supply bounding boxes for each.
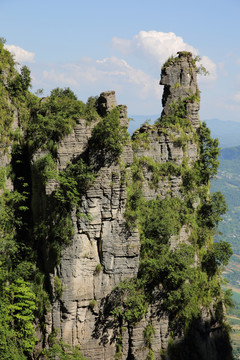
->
[1,0,240,123]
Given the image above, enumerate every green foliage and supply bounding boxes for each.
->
[41,330,87,359]
[124,157,181,228]
[0,44,232,358]
[123,124,229,333]
[202,241,233,277]
[111,279,148,324]
[54,275,63,298]
[224,289,234,310]
[161,55,180,70]
[9,65,32,96]
[50,87,78,100]
[144,157,180,188]
[124,184,143,229]
[94,263,102,275]
[198,121,220,183]
[34,208,74,266]
[161,52,204,75]
[156,97,192,130]
[0,167,6,189]
[0,301,26,359]
[0,45,30,148]
[0,276,37,358]
[89,299,97,311]
[55,158,95,207]
[186,88,201,103]
[84,96,100,123]
[90,107,129,160]
[7,278,37,353]
[114,335,123,360]
[132,130,150,150]
[28,87,86,152]
[196,64,209,76]
[33,156,95,265]
[198,191,228,229]
[0,189,29,261]
[139,197,184,247]
[146,349,155,360]
[34,152,57,184]
[139,243,205,331]
[144,321,155,348]
[173,82,181,89]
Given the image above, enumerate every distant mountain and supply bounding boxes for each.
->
[220,145,240,160]
[205,119,240,149]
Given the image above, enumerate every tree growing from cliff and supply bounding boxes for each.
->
[199,121,220,183]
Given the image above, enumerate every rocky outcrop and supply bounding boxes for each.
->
[29,54,232,359]
[160,51,200,130]
[97,90,118,117]
[31,91,141,359]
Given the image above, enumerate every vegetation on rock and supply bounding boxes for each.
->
[0,44,233,359]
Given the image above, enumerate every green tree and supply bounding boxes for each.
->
[199,122,220,183]
[199,191,228,229]
[28,87,86,152]
[7,278,37,354]
[90,107,129,160]
[202,241,232,277]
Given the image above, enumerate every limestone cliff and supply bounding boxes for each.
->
[0,46,233,360]
[29,52,232,359]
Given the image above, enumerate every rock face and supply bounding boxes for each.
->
[97,90,118,117]
[160,51,200,130]
[29,54,232,359]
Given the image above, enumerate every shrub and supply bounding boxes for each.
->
[94,264,102,275]
[89,299,97,311]
[90,107,129,160]
[111,279,148,324]
[54,275,63,299]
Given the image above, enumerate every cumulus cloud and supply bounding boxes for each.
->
[112,31,217,82]
[4,44,35,63]
[112,31,198,68]
[42,56,162,101]
[31,31,217,115]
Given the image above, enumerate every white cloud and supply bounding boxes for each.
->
[4,44,35,63]
[30,31,218,115]
[41,56,162,101]
[112,31,217,82]
[112,31,198,69]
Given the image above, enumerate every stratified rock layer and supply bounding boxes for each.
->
[30,55,232,360]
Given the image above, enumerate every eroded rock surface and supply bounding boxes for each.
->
[30,54,232,360]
